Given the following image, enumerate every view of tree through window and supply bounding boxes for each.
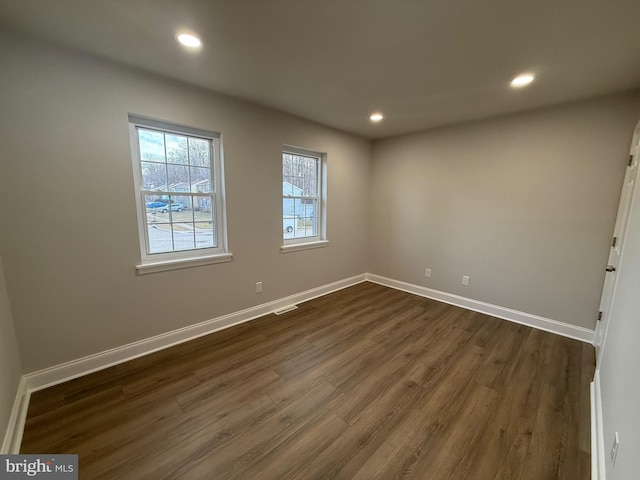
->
[283,151,320,241]
[137,128,216,254]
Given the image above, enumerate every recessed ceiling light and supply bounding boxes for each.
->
[510,73,535,88]
[176,33,202,48]
[370,113,384,122]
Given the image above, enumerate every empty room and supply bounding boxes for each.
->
[1,1,640,479]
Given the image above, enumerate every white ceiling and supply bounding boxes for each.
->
[1,0,639,139]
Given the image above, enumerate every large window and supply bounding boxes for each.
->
[129,115,230,272]
[282,147,327,249]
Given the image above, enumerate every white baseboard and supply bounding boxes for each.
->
[365,273,595,343]
[1,377,30,454]
[591,370,605,480]
[23,273,366,393]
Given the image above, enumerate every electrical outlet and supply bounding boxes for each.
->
[610,431,620,466]
[256,281,263,293]
[425,268,431,278]
[462,275,470,286]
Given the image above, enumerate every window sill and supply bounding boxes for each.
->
[136,252,233,275]
[280,240,329,253]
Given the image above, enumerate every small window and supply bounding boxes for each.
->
[129,115,230,272]
[282,147,327,248]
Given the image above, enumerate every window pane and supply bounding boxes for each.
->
[293,198,318,239]
[304,215,317,237]
[283,197,295,217]
[173,223,196,251]
[283,175,305,196]
[195,218,214,248]
[189,137,211,167]
[145,194,168,214]
[146,194,173,253]
[151,198,185,217]
[299,197,317,221]
[190,166,211,192]
[138,129,165,162]
[283,215,295,239]
[194,196,216,248]
[167,165,190,191]
[283,153,318,196]
[148,224,174,253]
[170,195,191,216]
[141,162,167,190]
[283,180,295,196]
[148,225,174,253]
[282,198,318,240]
[165,134,189,165]
[195,224,215,248]
[194,195,213,214]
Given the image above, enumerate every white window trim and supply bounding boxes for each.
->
[280,240,330,253]
[135,252,233,275]
[129,114,231,272]
[281,145,328,250]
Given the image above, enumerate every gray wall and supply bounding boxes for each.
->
[0,256,22,451]
[599,125,640,478]
[0,33,371,372]
[370,93,640,329]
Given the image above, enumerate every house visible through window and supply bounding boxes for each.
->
[282,147,326,246]
[129,115,229,271]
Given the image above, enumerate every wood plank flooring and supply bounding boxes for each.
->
[20,282,595,479]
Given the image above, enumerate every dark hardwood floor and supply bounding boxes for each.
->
[21,282,595,479]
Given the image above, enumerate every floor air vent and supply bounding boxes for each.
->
[274,305,298,315]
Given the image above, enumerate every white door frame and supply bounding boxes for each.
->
[594,120,640,364]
